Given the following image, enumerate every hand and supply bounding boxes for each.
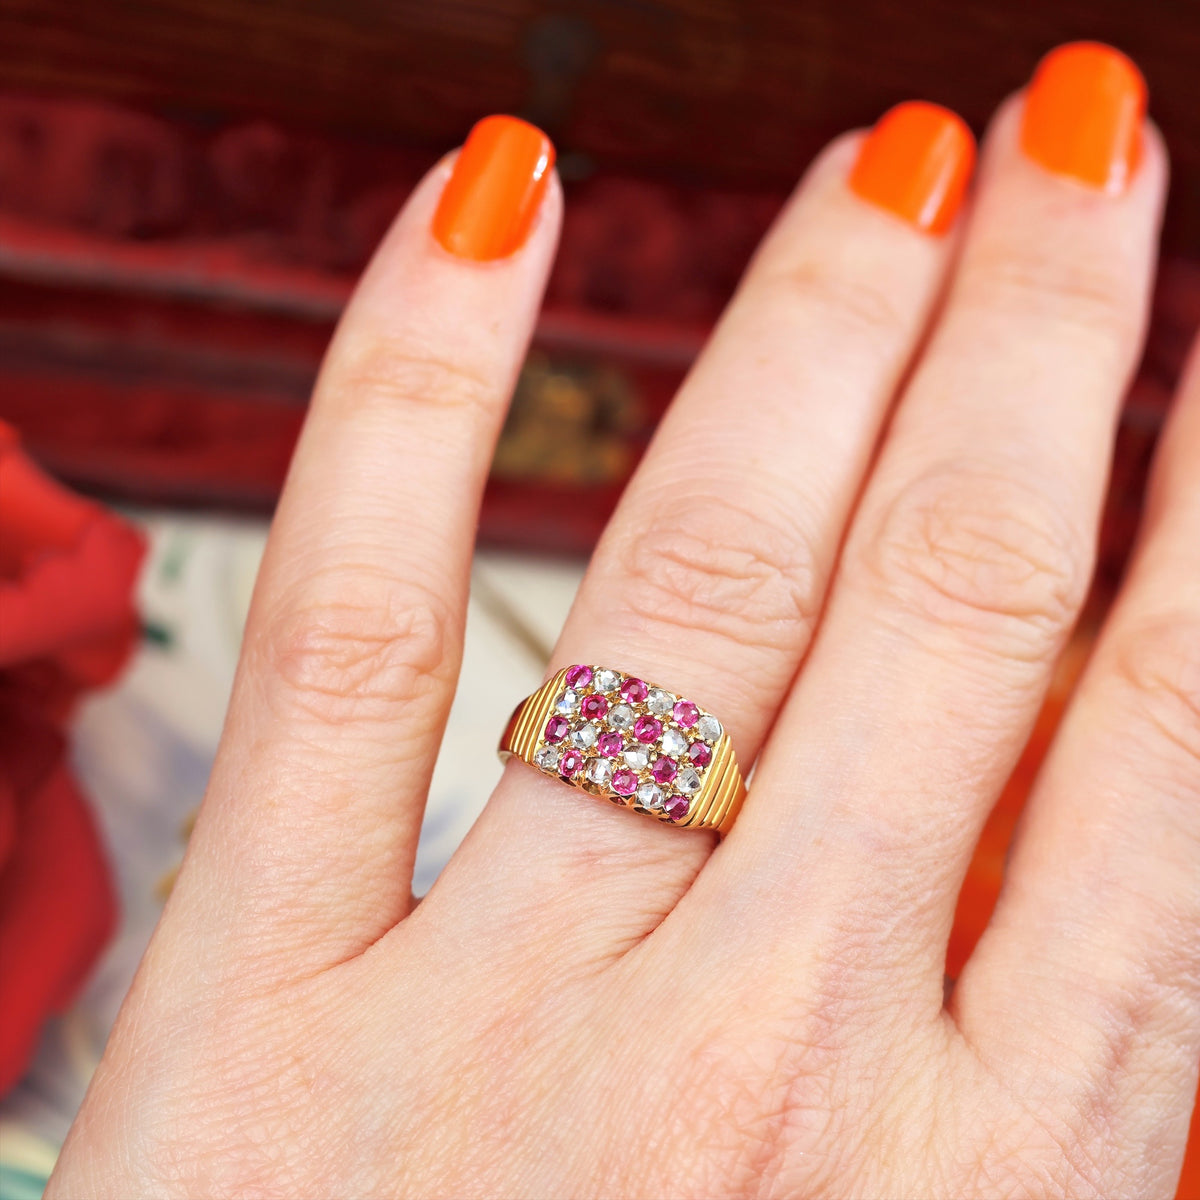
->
[48,44,1200,1199]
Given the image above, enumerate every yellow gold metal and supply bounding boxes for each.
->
[498,667,747,835]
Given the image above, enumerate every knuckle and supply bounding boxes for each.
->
[1109,616,1200,773]
[764,257,909,348]
[858,467,1089,657]
[254,570,455,728]
[610,493,820,660]
[965,245,1137,349]
[332,337,497,420]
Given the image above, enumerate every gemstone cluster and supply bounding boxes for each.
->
[535,665,724,822]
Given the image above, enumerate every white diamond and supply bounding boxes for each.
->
[623,745,649,770]
[697,714,722,742]
[586,758,612,785]
[535,747,559,771]
[594,668,620,693]
[556,689,580,714]
[646,688,674,715]
[608,704,635,730]
[661,728,688,757]
[571,723,598,750]
[676,766,702,794]
[636,781,663,810]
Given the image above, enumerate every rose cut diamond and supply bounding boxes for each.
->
[535,747,559,771]
[646,688,674,716]
[676,766,702,794]
[660,728,688,758]
[571,723,599,750]
[586,758,612,785]
[594,668,621,693]
[623,746,649,770]
[697,714,722,742]
[636,781,664,810]
[608,704,635,730]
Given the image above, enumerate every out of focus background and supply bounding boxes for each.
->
[0,3,1198,1196]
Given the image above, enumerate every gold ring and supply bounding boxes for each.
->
[499,665,746,834]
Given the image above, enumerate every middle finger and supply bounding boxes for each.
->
[434,103,974,940]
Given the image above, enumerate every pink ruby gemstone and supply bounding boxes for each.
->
[688,741,712,767]
[664,794,690,822]
[620,677,648,704]
[597,731,624,757]
[650,756,677,785]
[559,749,585,777]
[545,715,569,743]
[673,699,699,728]
[633,715,662,743]
[581,693,609,720]
[611,768,638,796]
[565,664,593,690]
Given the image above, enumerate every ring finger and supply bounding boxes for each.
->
[706,44,1166,1012]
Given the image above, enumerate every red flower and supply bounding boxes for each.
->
[0,421,144,1095]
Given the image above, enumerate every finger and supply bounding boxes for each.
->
[705,45,1165,1003]
[429,104,975,948]
[173,117,561,973]
[952,335,1200,1192]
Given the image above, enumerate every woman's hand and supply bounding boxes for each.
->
[48,43,1200,1199]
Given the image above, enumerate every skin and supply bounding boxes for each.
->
[47,88,1200,1199]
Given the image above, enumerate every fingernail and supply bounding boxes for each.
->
[848,101,975,235]
[1020,42,1146,194]
[432,115,555,260]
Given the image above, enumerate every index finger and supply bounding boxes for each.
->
[173,116,561,977]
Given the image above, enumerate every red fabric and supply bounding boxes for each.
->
[0,422,142,1095]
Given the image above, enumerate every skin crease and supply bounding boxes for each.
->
[47,65,1200,1200]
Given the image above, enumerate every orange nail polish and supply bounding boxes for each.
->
[432,115,555,260]
[848,101,975,235]
[1020,42,1146,194]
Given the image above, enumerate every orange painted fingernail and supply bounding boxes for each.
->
[848,101,975,235]
[1021,42,1146,194]
[432,115,555,260]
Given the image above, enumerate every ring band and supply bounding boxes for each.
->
[498,665,746,834]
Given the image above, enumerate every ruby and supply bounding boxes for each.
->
[597,731,624,757]
[673,699,699,728]
[650,756,677,785]
[565,664,593,690]
[633,715,662,743]
[620,677,648,704]
[544,715,569,743]
[581,693,609,720]
[664,795,690,822]
[611,768,638,796]
[559,749,585,777]
[688,741,712,767]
